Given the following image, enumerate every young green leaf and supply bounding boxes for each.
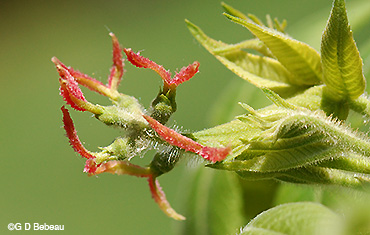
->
[318,151,370,174]
[224,14,323,86]
[197,87,370,188]
[186,20,308,98]
[240,202,342,235]
[321,0,366,102]
[222,2,287,34]
[221,2,248,20]
[193,86,324,162]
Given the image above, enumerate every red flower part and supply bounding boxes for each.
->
[171,61,200,86]
[57,64,88,111]
[52,57,113,98]
[199,146,232,162]
[147,175,185,220]
[94,160,185,220]
[51,57,69,70]
[83,159,100,175]
[124,48,172,85]
[143,115,230,162]
[68,68,106,92]
[95,160,152,177]
[124,48,199,89]
[108,33,124,90]
[61,106,96,159]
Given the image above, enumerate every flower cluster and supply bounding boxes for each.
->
[52,33,230,220]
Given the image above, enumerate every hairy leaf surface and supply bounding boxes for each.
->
[224,14,323,86]
[186,20,309,98]
[321,0,366,101]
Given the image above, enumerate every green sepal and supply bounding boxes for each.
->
[95,94,147,130]
[97,137,130,161]
[150,88,177,125]
[321,0,366,102]
[224,13,323,86]
[149,148,183,177]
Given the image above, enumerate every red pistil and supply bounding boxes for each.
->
[61,106,95,159]
[172,61,200,86]
[143,115,230,162]
[57,66,88,111]
[52,33,124,100]
[94,160,185,220]
[147,175,185,220]
[52,57,106,95]
[84,159,100,174]
[124,48,172,84]
[124,48,199,88]
[108,33,124,90]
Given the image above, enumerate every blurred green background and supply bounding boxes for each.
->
[1,0,369,234]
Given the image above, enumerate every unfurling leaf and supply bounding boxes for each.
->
[195,88,370,188]
[221,2,248,20]
[224,14,323,86]
[186,20,307,98]
[321,0,366,102]
[222,2,287,34]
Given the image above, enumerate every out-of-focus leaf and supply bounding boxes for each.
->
[360,38,370,81]
[273,184,321,206]
[321,0,366,102]
[239,202,343,235]
[207,79,264,126]
[224,14,323,86]
[178,167,245,235]
[207,170,246,235]
[240,227,285,235]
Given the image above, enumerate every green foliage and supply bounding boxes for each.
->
[224,14,323,86]
[320,0,366,119]
[240,202,343,235]
[183,0,370,233]
[321,0,366,102]
[186,20,306,98]
[188,0,369,190]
